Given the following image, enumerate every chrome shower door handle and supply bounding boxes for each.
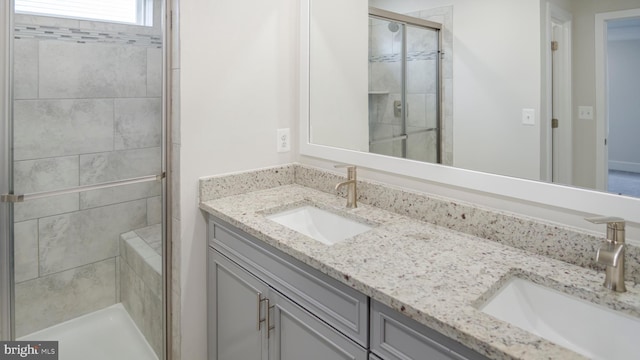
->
[0,173,165,203]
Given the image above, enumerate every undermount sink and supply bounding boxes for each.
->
[266,205,372,245]
[480,277,640,359]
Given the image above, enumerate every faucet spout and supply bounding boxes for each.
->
[586,216,626,292]
[596,242,624,268]
[334,165,357,208]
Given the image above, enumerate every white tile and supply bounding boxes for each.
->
[370,61,401,94]
[39,200,147,275]
[369,22,393,57]
[147,48,163,97]
[80,147,161,186]
[80,181,161,210]
[406,94,427,128]
[14,194,79,223]
[14,220,38,283]
[14,156,79,193]
[13,39,39,99]
[39,42,147,99]
[407,60,437,94]
[114,98,162,150]
[13,99,114,161]
[147,196,162,225]
[15,259,116,337]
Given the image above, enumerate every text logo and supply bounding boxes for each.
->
[0,341,57,359]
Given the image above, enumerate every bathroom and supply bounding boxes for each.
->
[2,0,640,359]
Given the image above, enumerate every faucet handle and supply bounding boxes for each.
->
[334,164,356,170]
[585,216,625,243]
[585,216,625,225]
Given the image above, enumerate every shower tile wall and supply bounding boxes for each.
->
[368,6,453,165]
[12,16,162,336]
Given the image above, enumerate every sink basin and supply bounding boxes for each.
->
[266,205,372,245]
[480,277,640,359]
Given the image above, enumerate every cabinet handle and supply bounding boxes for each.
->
[257,293,268,330]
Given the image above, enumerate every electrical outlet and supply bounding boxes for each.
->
[277,128,290,152]
[578,106,593,120]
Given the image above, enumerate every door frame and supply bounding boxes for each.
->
[544,2,573,185]
[595,8,640,191]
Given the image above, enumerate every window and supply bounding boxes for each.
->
[15,0,152,26]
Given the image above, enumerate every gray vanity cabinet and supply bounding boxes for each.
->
[370,301,489,360]
[208,216,368,360]
[207,215,488,360]
[208,248,366,360]
[208,248,268,360]
[268,290,367,360]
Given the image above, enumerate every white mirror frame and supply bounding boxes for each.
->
[299,0,640,224]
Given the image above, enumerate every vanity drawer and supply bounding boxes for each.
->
[208,216,369,347]
[371,301,489,360]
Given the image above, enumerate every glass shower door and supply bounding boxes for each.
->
[368,9,442,164]
[1,2,166,359]
[405,25,440,163]
[368,17,405,158]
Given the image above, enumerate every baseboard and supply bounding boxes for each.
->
[609,160,640,174]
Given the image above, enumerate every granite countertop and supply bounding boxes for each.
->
[200,184,640,360]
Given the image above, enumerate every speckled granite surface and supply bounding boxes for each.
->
[200,163,640,283]
[201,165,640,359]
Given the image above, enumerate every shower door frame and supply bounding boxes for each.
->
[368,7,443,164]
[0,0,15,341]
[0,2,173,359]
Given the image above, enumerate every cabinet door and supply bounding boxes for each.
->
[208,249,269,360]
[371,301,489,360]
[268,290,367,360]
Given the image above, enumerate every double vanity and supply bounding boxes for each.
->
[201,164,640,360]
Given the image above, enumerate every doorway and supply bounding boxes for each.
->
[595,9,640,195]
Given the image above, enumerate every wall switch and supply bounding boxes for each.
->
[277,128,290,152]
[522,108,535,126]
[578,106,593,120]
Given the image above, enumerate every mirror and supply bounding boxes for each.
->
[307,0,640,199]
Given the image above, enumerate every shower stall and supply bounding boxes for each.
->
[368,8,442,164]
[0,1,170,359]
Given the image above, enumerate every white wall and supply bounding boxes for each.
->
[179,0,298,358]
[309,0,369,152]
[569,0,640,188]
[371,0,542,180]
[607,38,640,173]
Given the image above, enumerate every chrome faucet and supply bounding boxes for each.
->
[586,216,626,292]
[335,165,357,208]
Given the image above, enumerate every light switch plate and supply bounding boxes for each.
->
[522,109,535,126]
[578,106,593,120]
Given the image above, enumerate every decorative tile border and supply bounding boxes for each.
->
[369,50,439,63]
[14,23,162,48]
